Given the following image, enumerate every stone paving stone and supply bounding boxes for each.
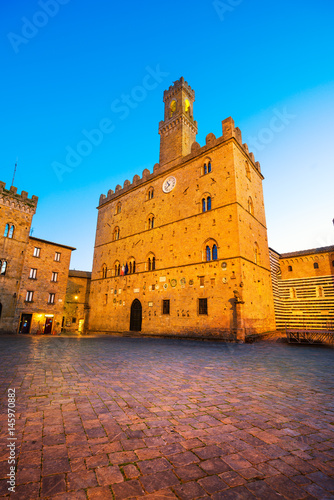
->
[139,470,180,493]
[41,473,66,497]
[246,479,286,499]
[86,485,114,499]
[95,465,124,485]
[198,475,229,494]
[172,480,207,499]
[174,463,207,481]
[67,469,98,490]
[211,485,257,499]
[266,474,310,499]
[112,479,145,499]
[137,457,172,475]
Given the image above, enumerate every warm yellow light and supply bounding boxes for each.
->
[185,99,190,113]
[74,296,78,300]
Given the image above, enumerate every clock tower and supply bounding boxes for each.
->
[158,77,198,167]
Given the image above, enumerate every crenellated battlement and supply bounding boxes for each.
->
[163,76,195,102]
[99,117,261,208]
[0,181,38,214]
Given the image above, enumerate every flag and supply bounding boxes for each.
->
[120,264,125,276]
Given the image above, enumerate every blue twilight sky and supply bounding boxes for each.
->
[1,0,334,270]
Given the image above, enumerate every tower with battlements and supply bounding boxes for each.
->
[88,78,276,339]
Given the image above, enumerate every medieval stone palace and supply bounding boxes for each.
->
[87,78,276,340]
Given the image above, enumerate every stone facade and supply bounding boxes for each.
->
[0,180,75,334]
[270,246,334,330]
[63,270,91,333]
[87,78,276,339]
[15,237,75,334]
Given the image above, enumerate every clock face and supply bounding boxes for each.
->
[162,176,176,193]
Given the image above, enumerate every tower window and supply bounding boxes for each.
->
[148,216,155,229]
[48,293,55,304]
[147,187,154,200]
[148,256,156,271]
[162,299,170,315]
[202,196,212,213]
[205,242,218,262]
[114,262,120,276]
[208,161,211,173]
[129,259,136,274]
[4,224,9,237]
[8,225,14,238]
[102,264,107,279]
[184,99,190,114]
[29,268,37,280]
[116,202,121,214]
[288,265,293,272]
[198,298,208,315]
[0,261,7,275]
[51,272,58,282]
[113,227,120,241]
[248,197,254,215]
[170,100,176,117]
[313,262,319,269]
[25,291,34,302]
[33,247,41,258]
[55,252,61,262]
[203,164,207,175]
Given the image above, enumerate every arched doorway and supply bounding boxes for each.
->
[130,299,142,331]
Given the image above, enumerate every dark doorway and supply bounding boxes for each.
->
[19,314,32,334]
[130,299,142,331]
[44,317,53,334]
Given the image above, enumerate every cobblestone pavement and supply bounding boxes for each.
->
[0,336,334,500]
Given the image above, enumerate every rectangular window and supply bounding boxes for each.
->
[48,293,55,304]
[25,291,34,302]
[162,299,170,315]
[51,272,58,282]
[199,298,208,315]
[29,268,37,280]
[104,293,108,305]
[72,317,77,324]
[54,252,61,262]
[199,276,205,287]
[33,247,40,258]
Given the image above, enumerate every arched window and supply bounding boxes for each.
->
[248,197,254,215]
[0,261,7,275]
[212,244,218,260]
[206,246,211,262]
[102,264,107,279]
[313,262,319,269]
[254,243,259,265]
[8,225,14,238]
[207,196,211,211]
[116,202,121,214]
[208,161,212,173]
[114,261,120,276]
[128,258,136,274]
[288,265,293,272]
[203,163,207,175]
[246,162,251,180]
[147,187,154,200]
[147,255,156,271]
[202,195,212,213]
[113,227,120,241]
[184,98,190,113]
[4,224,9,237]
[202,198,206,213]
[147,215,155,229]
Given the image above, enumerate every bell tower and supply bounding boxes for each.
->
[158,77,198,167]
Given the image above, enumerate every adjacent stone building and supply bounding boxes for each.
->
[63,270,91,333]
[270,246,334,330]
[87,78,276,339]
[0,181,75,334]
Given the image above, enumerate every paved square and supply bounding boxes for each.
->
[0,335,334,499]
